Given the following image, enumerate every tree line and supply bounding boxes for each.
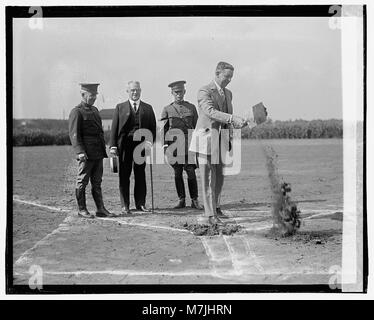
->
[242,119,342,139]
[13,118,343,146]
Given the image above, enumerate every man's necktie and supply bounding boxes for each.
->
[133,102,137,112]
[219,88,227,113]
[219,88,225,98]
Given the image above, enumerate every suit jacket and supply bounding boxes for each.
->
[189,81,233,159]
[109,100,156,153]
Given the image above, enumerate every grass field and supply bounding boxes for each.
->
[12,139,343,211]
[11,139,343,288]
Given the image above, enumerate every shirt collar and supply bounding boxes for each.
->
[213,79,223,92]
[129,99,141,107]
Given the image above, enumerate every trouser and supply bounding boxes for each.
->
[119,137,146,208]
[172,163,198,200]
[198,153,224,217]
[75,159,104,209]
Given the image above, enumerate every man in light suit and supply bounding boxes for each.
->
[109,81,156,214]
[189,62,250,225]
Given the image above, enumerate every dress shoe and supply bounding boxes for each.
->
[136,205,150,212]
[174,199,186,209]
[121,206,132,215]
[78,209,94,219]
[197,216,211,225]
[209,216,225,226]
[96,207,116,218]
[197,215,224,226]
[216,207,228,219]
[191,199,203,210]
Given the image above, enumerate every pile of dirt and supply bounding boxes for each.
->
[182,222,241,236]
[288,230,340,244]
[262,145,301,236]
[265,227,340,245]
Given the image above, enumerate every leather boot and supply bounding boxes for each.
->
[174,198,186,209]
[76,188,94,218]
[216,207,228,218]
[92,188,115,217]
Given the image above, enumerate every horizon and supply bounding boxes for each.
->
[13,117,345,121]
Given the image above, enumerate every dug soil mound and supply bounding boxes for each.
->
[182,222,241,236]
[265,227,341,245]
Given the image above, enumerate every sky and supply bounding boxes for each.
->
[13,16,342,121]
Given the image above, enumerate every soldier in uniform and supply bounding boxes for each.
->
[161,81,203,209]
[69,83,114,218]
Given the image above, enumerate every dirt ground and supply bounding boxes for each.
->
[11,139,343,287]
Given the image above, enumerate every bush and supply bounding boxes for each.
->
[13,128,71,146]
[241,119,342,139]
[13,119,343,146]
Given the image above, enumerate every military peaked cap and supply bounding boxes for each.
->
[168,80,186,90]
[80,83,100,94]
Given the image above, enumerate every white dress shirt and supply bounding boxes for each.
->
[213,79,225,97]
[129,99,141,112]
[213,80,231,124]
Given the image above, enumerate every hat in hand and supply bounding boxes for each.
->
[252,102,268,125]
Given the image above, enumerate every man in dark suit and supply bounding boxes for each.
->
[109,81,156,214]
[69,83,114,218]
